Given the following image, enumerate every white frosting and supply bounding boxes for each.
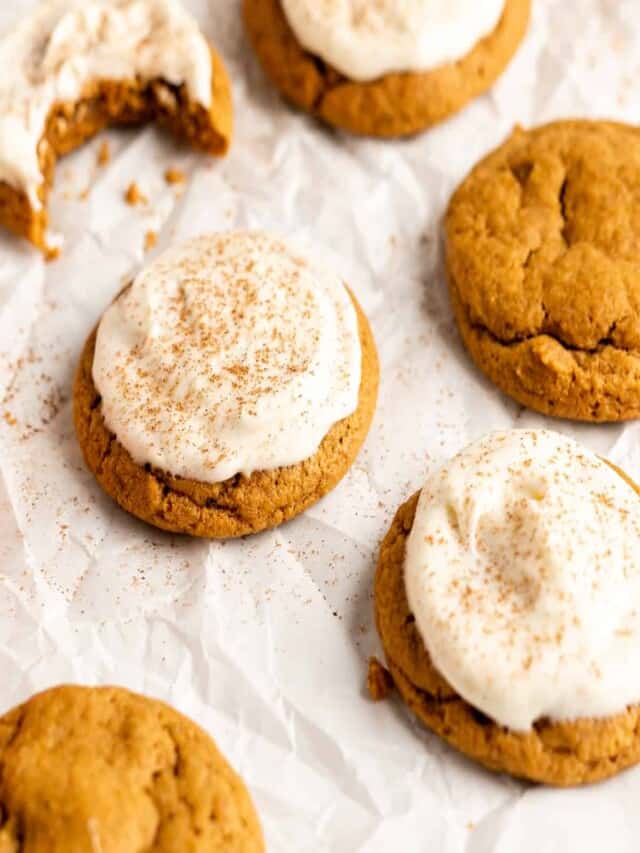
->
[280,0,505,81]
[0,0,212,207]
[93,231,362,483]
[404,430,640,731]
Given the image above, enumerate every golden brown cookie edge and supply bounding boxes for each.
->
[73,289,379,539]
[242,0,530,138]
[0,684,264,851]
[374,465,640,786]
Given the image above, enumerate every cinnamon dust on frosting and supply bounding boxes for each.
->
[404,430,640,731]
[92,231,362,482]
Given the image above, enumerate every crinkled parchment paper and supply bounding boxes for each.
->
[1,1,640,850]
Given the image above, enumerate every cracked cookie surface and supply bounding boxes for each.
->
[374,481,640,786]
[73,292,379,538]
[446,120,640,421]
[0,685,263,852]
[242,0,530,138]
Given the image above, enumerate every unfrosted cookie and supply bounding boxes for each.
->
[374,430,640,786]
[0,684,263,851]
[73,231,379,538]
[0,0,233,256]
[446,120,640,421]
[242,0,530,138]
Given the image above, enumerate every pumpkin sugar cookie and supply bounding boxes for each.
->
[0,0,233,256]
[74,230,379,538]
[0,684,263,851]
[446,120,640,422]
[374,429,640,786]
[243,0,530,138]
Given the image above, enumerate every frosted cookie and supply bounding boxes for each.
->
[74,230,379,538]
[0,684,263,851]
[446,120,640,422]
[0,0,233,256]
[374,429,640,786]
[242,0,530,138]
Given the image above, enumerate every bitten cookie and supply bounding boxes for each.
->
[242,0,530,138]
[73,230,379,538]
[0,0,233,256]
[0,684,263,851]
[446,119,640,421]
[374,430,640,786]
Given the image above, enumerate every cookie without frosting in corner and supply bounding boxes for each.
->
[0,684,263,852]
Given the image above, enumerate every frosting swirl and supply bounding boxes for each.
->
[93,231,362,482]
[404,430,640,730]
[281,0,505,81]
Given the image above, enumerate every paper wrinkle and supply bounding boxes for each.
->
[1,0,640,850]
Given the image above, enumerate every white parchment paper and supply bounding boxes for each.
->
[1,1,640,850]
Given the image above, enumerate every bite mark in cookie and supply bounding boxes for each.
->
[0,0,233,255]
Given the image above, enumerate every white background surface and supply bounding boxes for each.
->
[1,1,640,850]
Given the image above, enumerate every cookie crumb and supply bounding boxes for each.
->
[164,167,186,185]
[124,182,147,206]
[144,230,158,251]
[97,141,111,166]
[367,657,393,701]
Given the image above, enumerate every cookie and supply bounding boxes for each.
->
[0,1,233,256]
[73,232,379,538]
[0,684,263,851]
[242,0,530,138]
[446,120,640,422]
[374,431,640,786]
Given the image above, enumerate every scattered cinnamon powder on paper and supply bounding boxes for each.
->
[124,182,147,206]
[164,167,186,185]
[144,230,158,251]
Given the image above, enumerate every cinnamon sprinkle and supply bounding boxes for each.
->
[97,140,111,166]
[124,182,147,206]
[164,167,186,185]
